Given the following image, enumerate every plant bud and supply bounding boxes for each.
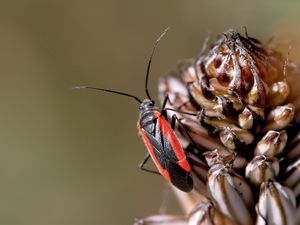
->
[254,130,287,156]
[188,201,233,225]
[202,117,255,146]
[256,181,296,225]
[245,78,268,107]
[188,201,215,225]
[267,81,290,107]
[187,83,227,118]
[179,118,226,151]
[219,128,242,151]
[207,164,254,225]
[238,107,255,130]
[245,155,279,186]
[263,104,295,131]
[204,149,247,169]
[238,107,262,131]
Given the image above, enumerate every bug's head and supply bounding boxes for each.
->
[139,99,155,111]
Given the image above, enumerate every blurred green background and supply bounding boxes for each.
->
[0,0,299,224]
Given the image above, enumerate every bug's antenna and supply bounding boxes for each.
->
[73,86,143,104]
[145,27,170,101]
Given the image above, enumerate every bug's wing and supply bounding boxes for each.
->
[157,116,187,162]
[144,129,193,192]
[167,161,193,192]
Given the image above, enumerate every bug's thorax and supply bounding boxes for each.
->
[138,99,160,131]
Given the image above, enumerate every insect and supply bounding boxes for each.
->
[74,28,193,192]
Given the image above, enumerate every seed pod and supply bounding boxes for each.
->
[178,118,226,152]
[283,159,300,199]
[263,104,295,131]
[207,164,255,225]
[254,130,287,156]
[238,107,255,130]
[256,181,296,225]
[219,128,244,151]
[204,149,247,169]
[188,201,233,225]
[188,201,215,225]
[208,78,232,96]
[245,76,268,107]
[187,83,223,118]
[238,107,262,131]
[134,215,187,225]
[267,81,290,107]
[201,116,255,146]
[245,155,279,186]
[247,105,265,119]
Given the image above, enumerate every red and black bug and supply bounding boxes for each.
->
[75,28,193,192]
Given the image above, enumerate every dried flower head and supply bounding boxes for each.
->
[135,30,300,225]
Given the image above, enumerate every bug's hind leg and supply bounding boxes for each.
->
[139,152,161,175]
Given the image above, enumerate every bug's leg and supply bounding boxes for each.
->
[170,114,198,148]
[139,152,161,175]
[161,94,199,119]
[164,108,198,117]
[161,94,171,110]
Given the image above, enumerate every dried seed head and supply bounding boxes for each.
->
[245,155,280,186]
[146,29,300,225]
[254,130,288,156]
[200,30,284,108]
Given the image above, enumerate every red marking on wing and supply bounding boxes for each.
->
[154,111,191,172]
[138,121,171,182]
